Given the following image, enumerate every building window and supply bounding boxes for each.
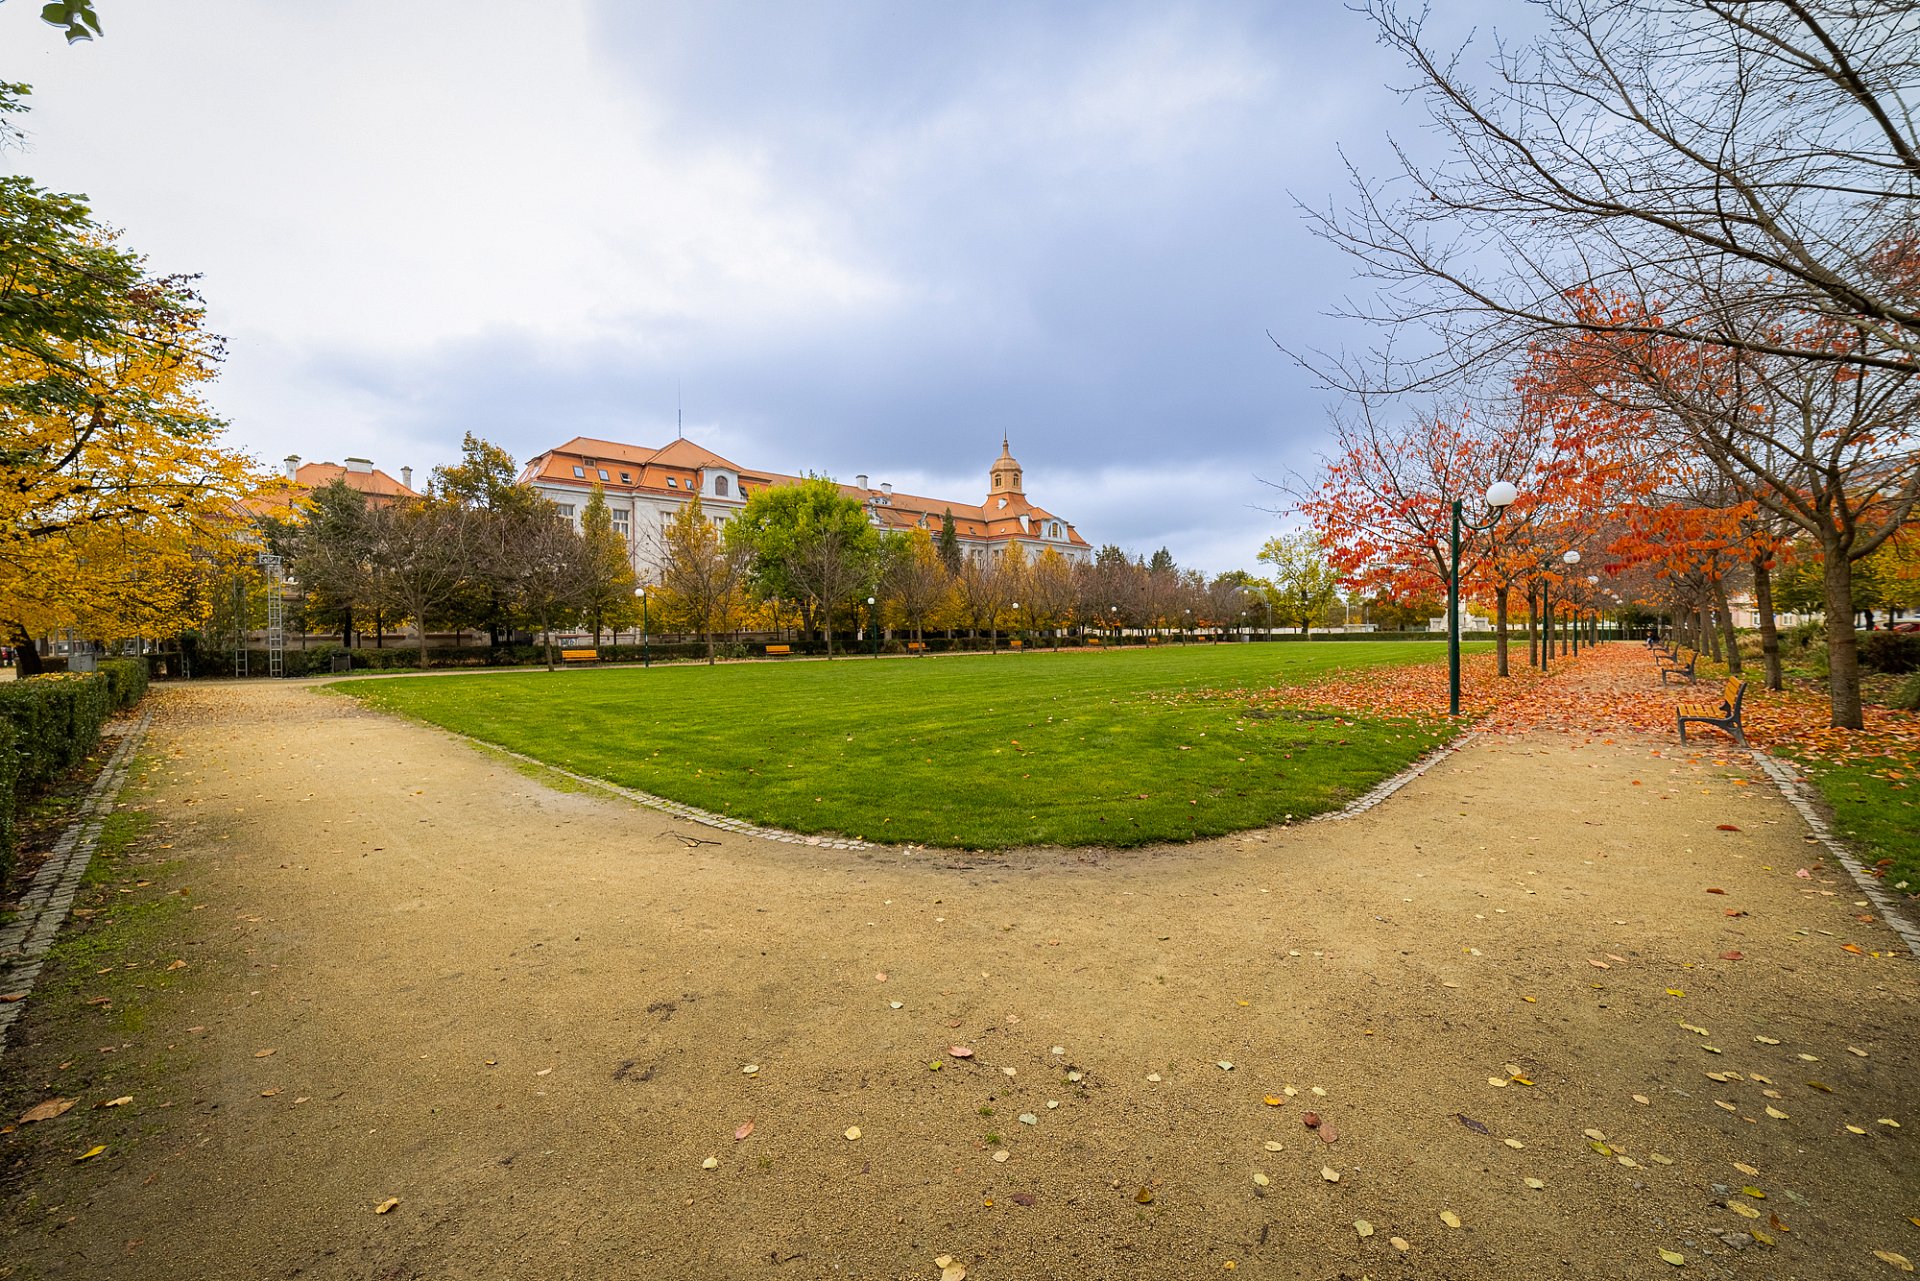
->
[597,469,610,481]
[611,512,630,539]
[668,477,678,488]
[1050,523,1060,538]
[620,471,632,484]
[715,476,730,497]
[995,476,1003,488]
[572,466,585,478]
[555,503,576,520]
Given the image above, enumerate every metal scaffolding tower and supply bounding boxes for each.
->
[232,575,248,677]
[258,553,286,678]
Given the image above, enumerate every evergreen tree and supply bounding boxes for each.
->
[937,509,962,573]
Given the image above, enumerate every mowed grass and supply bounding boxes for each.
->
[336,643,1468,849]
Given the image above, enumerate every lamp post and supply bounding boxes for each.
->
[1562,551,1580,656]
[634,586,650,668]
[1011,601,1021,651]
[1109,605,1118,645]
[1587,575,1599,646]
[1448,480,1519,716]
[867,596,879,658]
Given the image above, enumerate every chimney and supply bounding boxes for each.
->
[855,474,869,491]
[283,455,301,481]
[344,457,374,474]
[401,465,414,490]
[881,482,893,499]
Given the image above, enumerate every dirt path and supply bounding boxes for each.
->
[2,659,1915,1280]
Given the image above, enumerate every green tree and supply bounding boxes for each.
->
[937,509,962,573]
[1259,532,1343,636]
[432,433,542,646]
[579,485,639,643]
[368,499,473,669]
[727,476,879,658]
[289,479,374,647]
[506,511,593,670]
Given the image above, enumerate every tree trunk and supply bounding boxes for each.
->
[543,612,557,671]
[1752,555,1782,691]
[706,619,716,666]
[9,624,44,676]
[1494,585,1510,676]
[1822,545,1865,730]
[1528,582,1539,668]
[1711,577,1742,674]
[419,622,431,671]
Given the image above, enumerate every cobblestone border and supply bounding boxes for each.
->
[0,708,152,1060]
[474,738,876,851]
[1747,748,1920,956]
[1307,732,1481,824]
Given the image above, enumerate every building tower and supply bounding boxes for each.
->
[989,436,1023,496]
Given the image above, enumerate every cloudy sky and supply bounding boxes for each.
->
[3,1,1502,573]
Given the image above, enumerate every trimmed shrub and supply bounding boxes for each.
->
[1858,630,1920,675]
[0,667,149,882]
[1893,671,1920,712]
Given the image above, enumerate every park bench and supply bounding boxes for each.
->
[1147,636,1162,646]
[1008,639,1023,649]
[766,644,793,658]
[1658,648,1699,684]
[561,648,598,664]
[1677,677,1748,746]
[1085,637,1102,646]
[906,641,927,653]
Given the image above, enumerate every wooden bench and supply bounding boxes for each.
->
[1658,648,1699,684]
[906,641,927,653]
[1085,637,1102,646]
[765,644,793,658]
[1678,677,1748,746]
[1008,639,1023,649]
[561,648,598,664]
[1147,636,1162,645]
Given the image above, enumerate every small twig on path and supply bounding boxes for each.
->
[664,830,721,847]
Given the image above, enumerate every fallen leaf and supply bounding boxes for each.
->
[734,1121,754,1141]
[1302,1111,1321,1129]
[1716,824,1741,831]
[1706,887,1726,894]
[742,1064,760,1075]
[1135,1187,1155,1204]
[1457,1114,1489,1135]
[1355,1219,1374,1237]
[374,1197,400,1214]
[941,1264,968,1281]
[1504,1138,1526,1150]
[253,1049,276,1058]
[1765,1106,1789,1119]
[1263,1095,1282,1106]
[844,1126,862,1141]
[74,1145,105,1163]
[18,1098,76,1124]
[1524,1177,1546,1190]
[1011,1193,1035,1207]
[1659,1248,1686,1266]
[1720,952,1744,961]
[1741,1186,1766,1199]
[1847,1046,1869,1058]
[702,1156,719,1169]
[1589,959,1612,969]
[1439,1210,1462,1228]
[1633,1094,1651,1104]
[1874,1250,1914,1272]
[1390,1237,1411,1252]
[991,1150,1009,1163]
[1217,1061,1234,1071]
[1770,1212,1790,1232]
[1252,1172,1270,1187]
[100,1096,132,1108]
[1319,1122,1340,1144]
[948,1046,973,1059]
[1263,1140,1283,1151]
[1320,1166,1339,1182]
[1730,1202,1761,1219]
[1733,1162,1760,1176]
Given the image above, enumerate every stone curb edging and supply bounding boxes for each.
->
[1307,732,1481,825]
[1747,748,1920,956]
[471,738,877,851]
[0,708,153,1061]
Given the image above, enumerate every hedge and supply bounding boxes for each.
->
[0,659,148,882]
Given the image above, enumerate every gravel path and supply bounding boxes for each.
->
[2,665,1914,1280]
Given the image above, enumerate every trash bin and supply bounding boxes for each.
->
[330,654,352,673]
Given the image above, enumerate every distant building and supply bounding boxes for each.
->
[275,455,421,507]
[517,435,1091,575]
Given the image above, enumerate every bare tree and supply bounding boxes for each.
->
[367,500,473,670]
[1308,1,1920,393]
[507,512,594,671]
[884,529,951,644]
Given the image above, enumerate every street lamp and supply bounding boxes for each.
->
[1010,601,1021,652]
[867,595,879,658]
[1109,605,1118,645]
[1448,480,1518,716]
[1182,608,1191,643]
[634,585,650,668]
[1562,551,1580,657]
[1586,574,1599,646]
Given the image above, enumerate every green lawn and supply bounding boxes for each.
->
[334,643,1466,849]
[1798,760,1920,891]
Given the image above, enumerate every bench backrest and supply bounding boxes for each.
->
[1722,677,1745,714]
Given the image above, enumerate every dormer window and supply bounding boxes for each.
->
[995,476,1003,489]
[620,471,632,484]
[715,476,730,497]
[597,469,610,482]
[668,477,678,488]
[572,466,585,478]
[997,497,1008,509]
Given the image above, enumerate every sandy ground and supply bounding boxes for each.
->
[2,665,1916,1281]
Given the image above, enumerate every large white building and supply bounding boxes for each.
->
[517,435,1092,575]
